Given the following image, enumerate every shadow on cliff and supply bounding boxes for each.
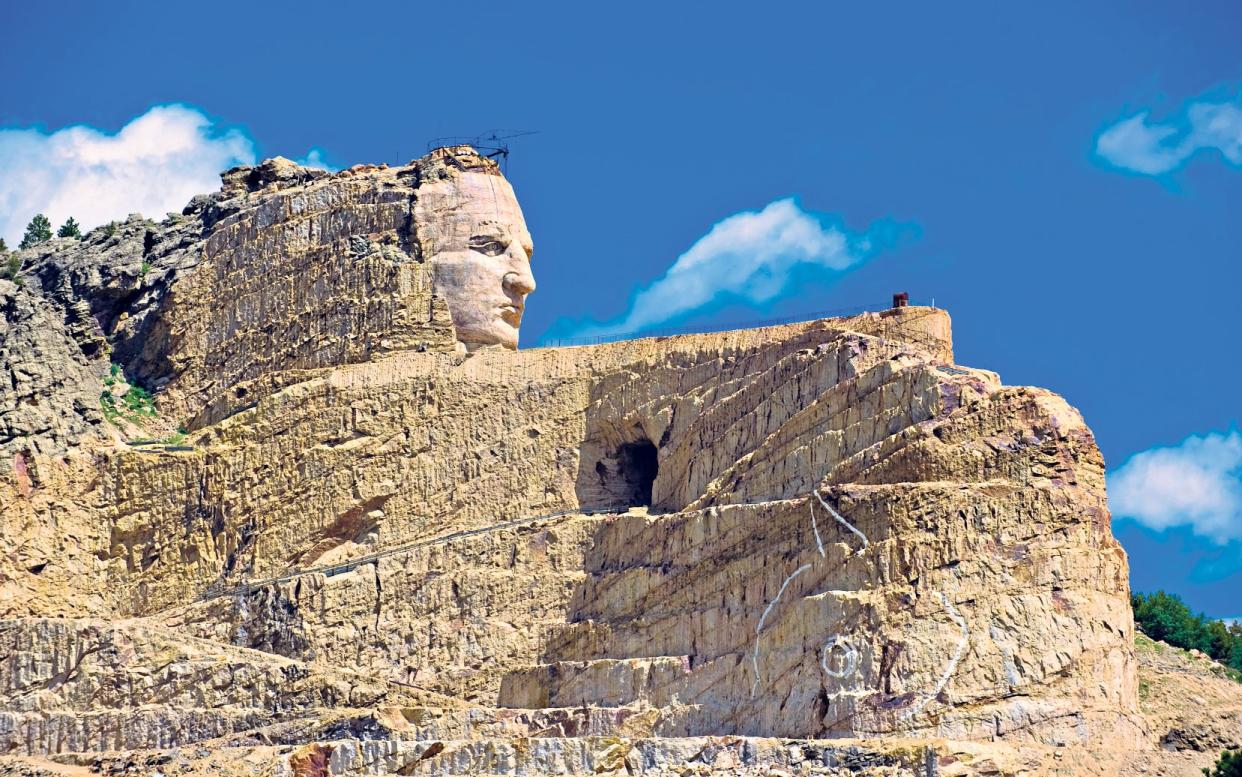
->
[575,437,660,512]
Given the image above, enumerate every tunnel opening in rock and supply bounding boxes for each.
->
[594,439,658,509]
[616,439,658,507]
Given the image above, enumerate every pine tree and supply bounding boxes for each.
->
[1207,620,1234,663]
[1230,624,1242,671]
[1203,749,1242,777]
[57,217,82,239]
[0,237,8,253]
[1132,591,1212,652]
[18,214,53,249]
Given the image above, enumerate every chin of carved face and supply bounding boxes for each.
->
[438,252,534,349]
[427,171,536,350]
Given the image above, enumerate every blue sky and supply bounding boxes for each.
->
[3,1,1239,615]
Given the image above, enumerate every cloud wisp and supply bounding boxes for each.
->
[295,148,337,172]
[555,198,913,340]
[1109,429,1242,543]
[0,104,338,244]
[1095,90,1242,176]
[0,105,255,245]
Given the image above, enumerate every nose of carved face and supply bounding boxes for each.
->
[499,260,534,330]
[503,266,536,297]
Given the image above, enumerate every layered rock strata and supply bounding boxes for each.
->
[0,151,1159,774]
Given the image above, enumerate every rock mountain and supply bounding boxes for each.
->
[0,148,1236,775]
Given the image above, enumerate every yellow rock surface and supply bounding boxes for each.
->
[1,150,1235,775]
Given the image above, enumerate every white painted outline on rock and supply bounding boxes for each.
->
[901,590,970,722]
[750,563,812,697]
[750,492,870,697]
[808,501,826,558]
[746,490,971,735]
[812,490,868,553]
[819,635,859,679]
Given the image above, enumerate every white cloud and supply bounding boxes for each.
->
[1108,430,1242,543]
[0,104,257,245]
[295,148,337,172]
[1096,92,1242,175]
[561,198,907,339]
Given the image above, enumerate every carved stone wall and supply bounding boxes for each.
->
[0,153,1174,775]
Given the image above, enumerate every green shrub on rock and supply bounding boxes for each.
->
[1204,749,1242,777]
[2,253,20,283]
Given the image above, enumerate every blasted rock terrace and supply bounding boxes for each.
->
[1,150,1231,776]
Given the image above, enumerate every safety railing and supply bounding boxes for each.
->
[534,301,938,349]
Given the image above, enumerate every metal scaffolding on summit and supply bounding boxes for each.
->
[425,129,538,174]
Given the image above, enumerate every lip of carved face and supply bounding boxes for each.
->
[497,301,523,327]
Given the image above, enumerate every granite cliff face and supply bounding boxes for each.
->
[0,149,1220,776]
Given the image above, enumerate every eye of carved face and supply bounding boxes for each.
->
[469,235,508,256]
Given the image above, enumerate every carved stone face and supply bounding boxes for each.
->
[418,168,535,351]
